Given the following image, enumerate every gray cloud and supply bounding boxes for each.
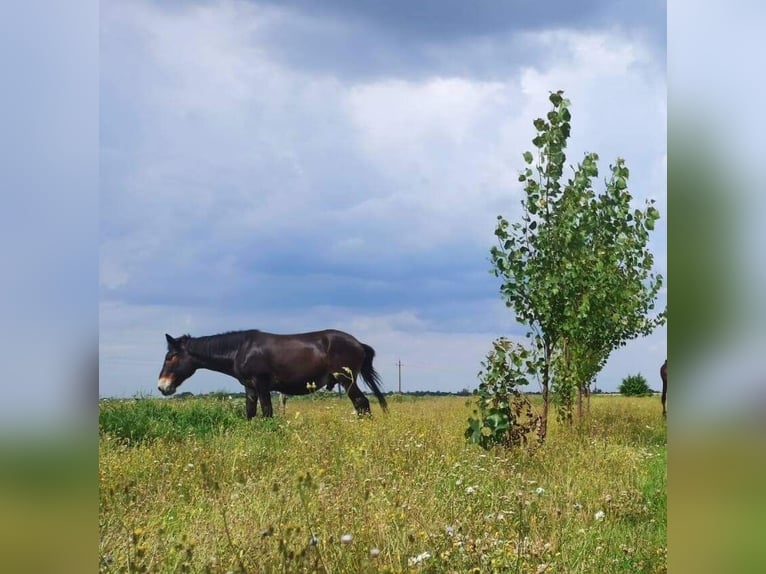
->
[250,0,665,79]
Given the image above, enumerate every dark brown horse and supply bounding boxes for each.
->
[157,329,387,418]
[660,359,667,417]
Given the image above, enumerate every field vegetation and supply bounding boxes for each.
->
[99,393,666,573]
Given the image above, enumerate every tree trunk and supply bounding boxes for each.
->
[540,344,551,441]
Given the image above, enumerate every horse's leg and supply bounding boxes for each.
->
[257,382,274,418]
[342,372,371,415]
[280,393,287,415]
[245,385,258,420]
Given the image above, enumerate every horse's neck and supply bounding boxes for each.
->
[188,339,238,377]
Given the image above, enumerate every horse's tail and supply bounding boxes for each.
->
[360,343,388,412]
[660,360,667,417]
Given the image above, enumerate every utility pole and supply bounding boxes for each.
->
[397,359,402,393]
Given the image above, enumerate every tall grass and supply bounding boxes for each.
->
[99,396,254,444]
[99,395,666,573]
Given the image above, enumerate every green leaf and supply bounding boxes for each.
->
[523,151,534,164]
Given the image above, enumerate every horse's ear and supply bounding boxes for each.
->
[165,333,176,348]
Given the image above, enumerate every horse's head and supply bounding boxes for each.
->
[157,334,197,396]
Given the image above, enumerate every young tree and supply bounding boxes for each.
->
[490,91,664,437]
[465,338,542,450]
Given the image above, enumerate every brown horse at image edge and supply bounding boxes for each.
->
[157,329,388,418]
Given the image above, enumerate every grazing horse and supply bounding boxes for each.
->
[157,329,388,418]
[660,359,667,417]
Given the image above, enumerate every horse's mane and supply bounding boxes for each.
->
[184,330,261,357]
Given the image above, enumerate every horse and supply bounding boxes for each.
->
[157,329,388,418]
[660,359,667,417]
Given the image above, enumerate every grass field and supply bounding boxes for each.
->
[99,394,666,573]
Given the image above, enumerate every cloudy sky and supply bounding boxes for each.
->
[100,0,667,398]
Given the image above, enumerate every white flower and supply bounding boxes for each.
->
[408,552,431,566]
[445,526,455,537]
[187,463,194,469]
[455,478,463,486]
[465,485,478,495]
[594,510,605,521]
[340,534,353,544]
[369,547,380,558]
[535,487,545,495]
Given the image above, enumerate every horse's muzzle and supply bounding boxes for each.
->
[157,377,176,396]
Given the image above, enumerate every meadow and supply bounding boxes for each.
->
[99,393,666,573]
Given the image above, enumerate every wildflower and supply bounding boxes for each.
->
[536,564,549,573]
[594,510,605,521]
[445,526,455,537]
[187,463,194,469]
[340,534,353,544]
[408,551,431,566]
[465,485,478,495]
[573,502,582,511]
[455,478,463,486]
[370,548,380,558]
[535,487,545,495]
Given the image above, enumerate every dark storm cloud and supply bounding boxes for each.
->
[247,0,665,80]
